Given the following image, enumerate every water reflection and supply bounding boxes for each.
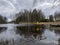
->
[16,25,60,45]
[0,27,7,33]
[17,25,45,40]
[0,24,60,45]
[58,38,60,45]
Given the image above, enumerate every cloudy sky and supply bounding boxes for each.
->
[0,0,60,19]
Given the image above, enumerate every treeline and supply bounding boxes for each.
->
[0,15,7,24]
[0,9,60,24]
[0,9,55,24]
[15,9,49,23]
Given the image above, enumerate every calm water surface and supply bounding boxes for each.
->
[0,24,60,45]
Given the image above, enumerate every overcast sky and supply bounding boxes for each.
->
[0,0,60,19]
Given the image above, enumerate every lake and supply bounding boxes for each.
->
[0,24,60,45]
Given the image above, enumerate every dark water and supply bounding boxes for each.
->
[0,24,60,45]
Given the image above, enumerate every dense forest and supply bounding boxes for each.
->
[0,9,60,24]
[15,9,50,24]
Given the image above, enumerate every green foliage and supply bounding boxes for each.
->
[40,18,49,22]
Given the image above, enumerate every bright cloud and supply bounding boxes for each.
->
[0,0,60,18]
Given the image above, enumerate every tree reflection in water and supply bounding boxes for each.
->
[54,30,60,45]
[58,38,60,45]
[16,25,45,41]
[50,27,60,45]
[0,27,7,33]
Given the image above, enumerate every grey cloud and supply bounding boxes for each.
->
[0,0,60,18]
